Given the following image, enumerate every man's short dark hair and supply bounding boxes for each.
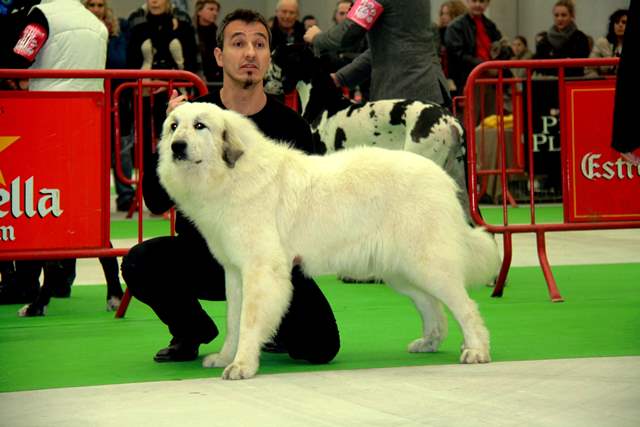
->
[216,9,272,50]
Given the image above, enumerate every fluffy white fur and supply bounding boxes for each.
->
[158,102,501,380]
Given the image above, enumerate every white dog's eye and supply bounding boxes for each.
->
[194,122,207,130]
[170,122,178,131]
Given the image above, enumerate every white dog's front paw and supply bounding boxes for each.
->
[221,360,259,380]
[202,352,233,368]
[408,335,442,353]
[460,347,491,364]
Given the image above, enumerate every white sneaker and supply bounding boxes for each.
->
[106,296,121,312]
[17,304,47,317]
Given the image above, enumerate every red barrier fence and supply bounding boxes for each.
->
[463,58,640,302]
[0,69,208,315]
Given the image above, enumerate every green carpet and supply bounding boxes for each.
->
[480,204,564,225]
[1,263,638,393]
[110,218,172,240]
[109,205,565,240]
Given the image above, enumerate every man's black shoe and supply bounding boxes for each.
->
[153,338,199,362]
[262,339,288,354]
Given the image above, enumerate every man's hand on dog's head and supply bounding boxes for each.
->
[167,89,188,114]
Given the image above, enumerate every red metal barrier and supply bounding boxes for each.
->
[463,58,640,302]
[0,69,208,315]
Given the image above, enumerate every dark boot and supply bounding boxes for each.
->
[153,337,200,362]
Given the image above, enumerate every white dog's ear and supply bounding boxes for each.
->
[221,122,244,168]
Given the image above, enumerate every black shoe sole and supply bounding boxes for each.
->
[153,353,198,363]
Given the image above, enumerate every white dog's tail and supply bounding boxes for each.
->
[463,227,502,287]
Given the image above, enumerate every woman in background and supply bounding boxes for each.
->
[587,8,627,77]
[437,0,467,95]
[193,0,222,83]
[533,0,590,77]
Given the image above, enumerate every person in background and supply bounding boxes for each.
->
[127,0,197,194]
[333,0,350,25]
[171,0,189,14]
[3,0,123,316]
[510,35,533,79]
[302,14,317,30]
[271,0,305,51]
[444,0,502,98]
[317,0,368,101]
[533,0,590,77]
[437,0,467,96]
[511,35,532,61]
[587,8,628,77]
[0,0,40,89]
[128,0,197,72]
[193,0,222,83]
[304,0,449,106]
[84,0,135,213]
[121,9,340,364]
[611,0,639,165]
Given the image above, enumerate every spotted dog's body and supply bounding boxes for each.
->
[266,45,470,217]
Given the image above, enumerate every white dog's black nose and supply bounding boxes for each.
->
[172,140,188,161]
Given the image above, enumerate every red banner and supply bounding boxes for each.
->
[563,80,640,222]
[0,91,109,254]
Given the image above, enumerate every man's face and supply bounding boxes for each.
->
[86,0,106,20]
[467,0,489,17]
[214,20,271,89]
[553,5,572,31]
[197,3,219,26]
[276,0,298,31]
[335,2,351,25]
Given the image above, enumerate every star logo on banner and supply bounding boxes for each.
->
[0,136,21,186]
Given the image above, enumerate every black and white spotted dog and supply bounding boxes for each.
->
[265,44,470,218]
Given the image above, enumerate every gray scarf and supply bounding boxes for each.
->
[547,21,577,50]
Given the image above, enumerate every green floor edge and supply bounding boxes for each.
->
[109,205,566,240]
[1,262,638,393]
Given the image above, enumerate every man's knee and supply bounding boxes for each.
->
[120,243,148,296]
[288,324,340,364]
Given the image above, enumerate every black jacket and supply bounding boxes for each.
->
[271,19,306,52]
[533,29,590,77]
[444,14,502,92]
[127,6,197,72]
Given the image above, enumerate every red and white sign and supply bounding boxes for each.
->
[563,80,640,222]
[0,91,109,254]
[347,0,384,30]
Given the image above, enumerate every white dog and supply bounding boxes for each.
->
[158,102,500,380]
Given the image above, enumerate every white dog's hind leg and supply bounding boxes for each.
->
[203,268,242,369]
[385,275,448,353]
[407,293,448,353]
[222,263,293,380]
[409,267,490,364]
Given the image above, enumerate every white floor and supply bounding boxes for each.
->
[1,207,639,427]
[1,356,638,427]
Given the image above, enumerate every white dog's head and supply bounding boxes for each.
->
[157,102,247,202]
